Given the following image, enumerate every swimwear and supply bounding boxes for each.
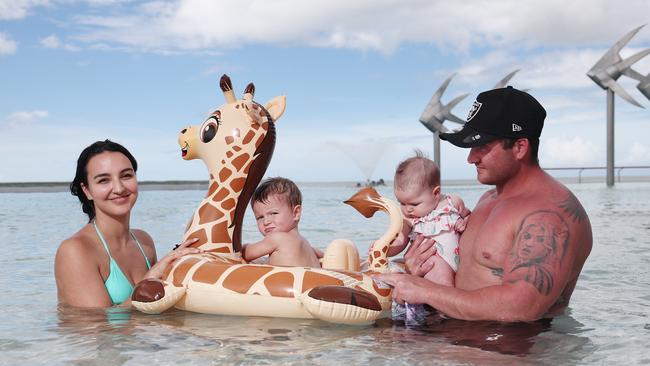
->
[93,221,152,305]
[409,194,462,272]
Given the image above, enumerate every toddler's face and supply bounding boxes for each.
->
[395,185,440,220]
[252,194,300,236]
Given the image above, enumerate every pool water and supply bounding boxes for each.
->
[1,182,648,365]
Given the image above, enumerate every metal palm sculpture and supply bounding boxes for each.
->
[586,24,650,186]
[419,74,468,170]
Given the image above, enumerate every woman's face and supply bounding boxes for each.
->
[81,151,138,219]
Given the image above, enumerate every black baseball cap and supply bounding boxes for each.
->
[439,86,546,148]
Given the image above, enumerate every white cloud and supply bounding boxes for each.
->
[40,34,60,48]
[541,136,601,167]
[0,0,49,20]
[0,32,17,55]
[624,142,650,165]
[40,34,81,51]
[5,110,48,128]
[63,0,650,55]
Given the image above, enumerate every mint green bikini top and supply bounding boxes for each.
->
[93,221,152,305]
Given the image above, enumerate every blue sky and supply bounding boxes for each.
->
[1,0,650,183]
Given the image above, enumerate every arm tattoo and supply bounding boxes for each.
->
[507,210,570,295]
[490,267,503,278]
[559,192,587,224]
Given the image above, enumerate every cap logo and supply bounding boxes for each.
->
[467,101,482,122]
[512,123,522,132]
[462,133,482,144]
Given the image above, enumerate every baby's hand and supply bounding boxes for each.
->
[454,216,467,233]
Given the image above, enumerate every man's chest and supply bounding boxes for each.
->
[458,200,518,276]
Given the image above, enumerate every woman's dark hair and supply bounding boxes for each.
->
[70,140,138,222]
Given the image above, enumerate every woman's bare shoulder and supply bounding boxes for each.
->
[56,226,98,265]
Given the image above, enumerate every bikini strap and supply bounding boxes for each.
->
[93,220,113,258]
[130,232,152,269]
[93,220,152,269]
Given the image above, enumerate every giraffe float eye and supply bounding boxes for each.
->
[200,116,220,143]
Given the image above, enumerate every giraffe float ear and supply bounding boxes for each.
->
[265,96,286,122]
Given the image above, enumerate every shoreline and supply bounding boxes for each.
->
[1,176,649,194]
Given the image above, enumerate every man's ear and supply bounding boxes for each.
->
[293,204,302,221]
[431,186,441,196]
[513,138,530,161]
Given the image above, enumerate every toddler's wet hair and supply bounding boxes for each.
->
[252,177,302,208]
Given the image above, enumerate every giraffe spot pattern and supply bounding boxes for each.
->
[230,177,246,193]
[242,130,256,145]
[243,160,253,174]
[264,272,295,298]
[212,187,230,202]
[187,228,208,246]
[232,153,250,172]
[372,279,392,297]
[223,266,274,294]
[205,246,231,253]
[233,145,241,152]
[192,261,230,285]
[172,257,201,286]
[221,198,236,210]
[198,203,224,225]
[226,151,233,158]
[219,168,232,182]
[211,221,231,244]
[225,136,234,145]
[255,134,265,149]
[207,182,218,197]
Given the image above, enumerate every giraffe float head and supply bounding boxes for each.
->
[178,75,286,254]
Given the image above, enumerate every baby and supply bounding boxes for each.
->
[387,153,470,287]
[242,177,322,268]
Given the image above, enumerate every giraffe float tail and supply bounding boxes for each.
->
[344,187,403,273]
[131,279,186,314]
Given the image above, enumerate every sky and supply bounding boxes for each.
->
[1,0,650,183]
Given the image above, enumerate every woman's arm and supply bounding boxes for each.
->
[55,238,113,308]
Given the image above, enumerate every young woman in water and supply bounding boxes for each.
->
[55,140,201,308]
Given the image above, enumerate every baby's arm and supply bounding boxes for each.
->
[241,238,279,262]
[448,194,471,233]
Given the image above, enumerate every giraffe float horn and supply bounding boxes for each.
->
[220,74,236,103]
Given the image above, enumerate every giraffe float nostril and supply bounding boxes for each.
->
[181,128,187,134]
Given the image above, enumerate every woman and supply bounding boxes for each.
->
[55,140,200,307]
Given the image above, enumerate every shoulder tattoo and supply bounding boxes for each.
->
[558,191,587,224]
[507,210,570,295]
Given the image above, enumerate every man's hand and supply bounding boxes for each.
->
[403,234,437,276]
[373,272,436,305]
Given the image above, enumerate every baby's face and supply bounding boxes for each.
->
[252,194,300,236]
[395,185,440,220]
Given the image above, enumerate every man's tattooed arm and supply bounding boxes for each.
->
[504,210,570,296]
[559,191,587,224]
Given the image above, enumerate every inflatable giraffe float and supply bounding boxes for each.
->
[131,75,402,324]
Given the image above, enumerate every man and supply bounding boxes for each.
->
[375,86,592,322]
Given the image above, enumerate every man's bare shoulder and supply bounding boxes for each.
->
[511,179,589,226]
